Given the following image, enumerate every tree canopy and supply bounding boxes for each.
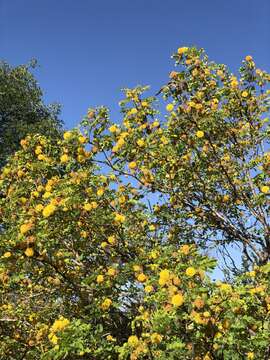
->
[0,60,62,167]
[0,47,269,359]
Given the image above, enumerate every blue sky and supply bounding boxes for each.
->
[1,0,269,129]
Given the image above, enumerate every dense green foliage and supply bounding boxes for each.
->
[0,60,62,167]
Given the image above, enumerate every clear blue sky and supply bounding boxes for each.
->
[1,0,269,129]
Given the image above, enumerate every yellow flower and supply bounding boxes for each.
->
[80,230,88,238]
[37,185,44,192]
[180,244,190,255]
[191,310,205,324]
[141,101,148,107]
[101,298,112,310]
[91,201,98,209]
[150,333,162,344]
[87,110,95,118]
[35,146,43,155]
[118,195,127,204]
[48,334,58,345]
[32,190,39,198]
[112,142,122,152]
[149,250,159,259]
[51,317,70,333]
[196,130,204,138]
[128,161,137,170]
[96,274,104,284]
[107,235,117,245]
[248,271,256,277]
[107,268,117,276]
[43,191,52,199]
[60,154,69,163]
[133,265,141,272]
[242,90,248,98]
[230,78,238,88]
[106,334,116,341]
[166,103,174,112]
[18,197,27,205]
[261,185,269,194]
[63,131,72,140]
[3,252,11,258]
[35,204,44,212]
[159,269,170,286]
[78,135,87,144]
[203,311,210,318]
[193,297,205,309]
[20,223,33,235]
[130,108,138,115]
[214,332,222,339]
[137,273,147,282]
[145,285,154,293]
[195,103,203,111]
[171,293,184,307]
[109,124,118,133]
[161,136,169,145]
[136,139,145,147]
[177,47,188,55]
[114,213,126,223]
[247,352,254,359]
[169,71,178,79]
[219,283,232,292]
[245,55,253,62]
[25,248,34,257]
[172,276,181,286]
[97,188,105,196]
[128,335,139,347]
[20,139,28,148]
[43,204,56,218]
[38,154,46,161]
[186,267,196,277]
[83,203,92,211]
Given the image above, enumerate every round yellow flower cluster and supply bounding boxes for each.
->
[101,298,112,311]
[48,316,70,345]
[114,213,126,223]
[50,317,70,333]
[24,248,34,257]
[20,222,33,235]
[128,335,139,347]
[166,103,174,112]
[42,203,56,218]
[159,269,170,286]
[177,47,188,55]
[171,293,184,307]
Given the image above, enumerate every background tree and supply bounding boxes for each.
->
[0,59,62,167]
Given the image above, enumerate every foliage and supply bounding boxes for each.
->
[0,47,270,359]
[0,59,62,167]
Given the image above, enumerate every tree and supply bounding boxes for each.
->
[0,60,62,167]
[0,47,269,359]
[101,47,270,273]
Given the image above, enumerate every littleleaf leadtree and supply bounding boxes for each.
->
[98,47,270,272]
[0,47,269,359]
[0,60,62,167]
